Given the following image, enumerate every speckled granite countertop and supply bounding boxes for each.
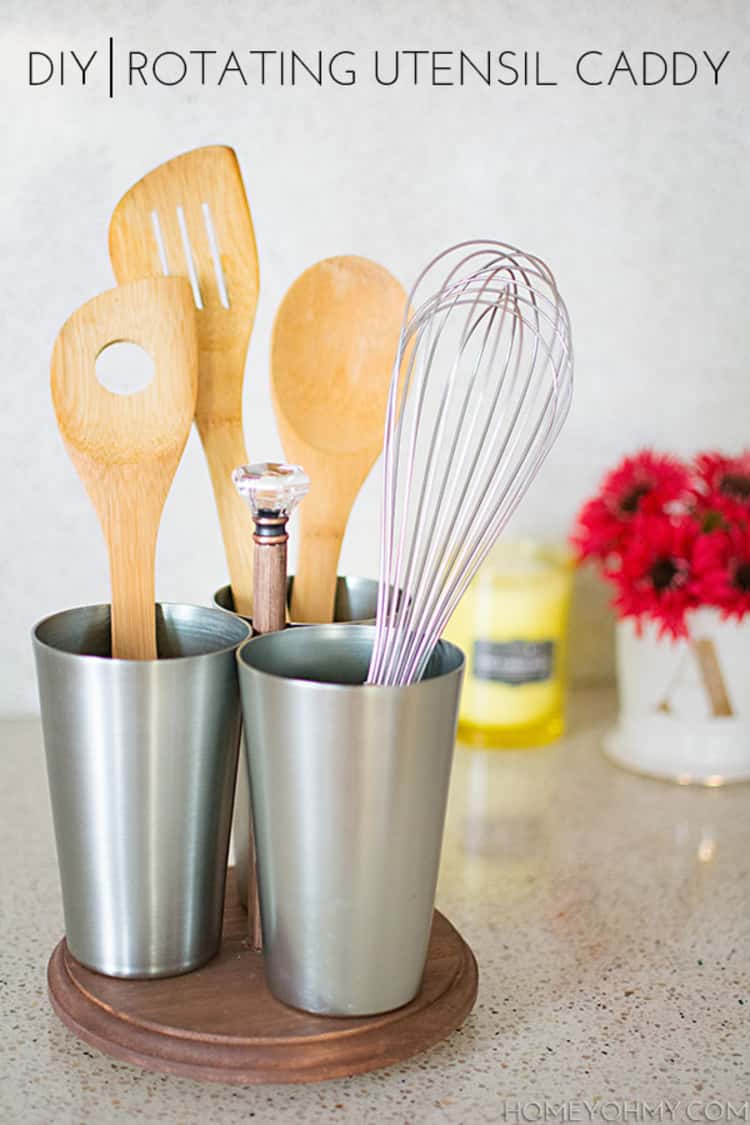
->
[2,690,748,1124]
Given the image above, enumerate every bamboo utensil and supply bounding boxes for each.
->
[271,256,405,624]
[109,145,259,615]
[50,277,198,659]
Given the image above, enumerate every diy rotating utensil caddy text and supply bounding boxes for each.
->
[27,45,731,95]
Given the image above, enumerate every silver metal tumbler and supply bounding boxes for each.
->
[237,623,464,1016]
[33,603,251,978]
[213,575,380,909]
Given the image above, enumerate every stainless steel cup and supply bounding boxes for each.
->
[237,623,464,1016]
[213,575,380,909]
[33,603,251,978]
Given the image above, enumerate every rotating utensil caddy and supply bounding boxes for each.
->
[43,619,477,1084]
[37,145,478,1084]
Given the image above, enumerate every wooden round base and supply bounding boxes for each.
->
[47,872,478,1085]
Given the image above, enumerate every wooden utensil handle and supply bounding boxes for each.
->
[107,511,159,660]
[197,419,255,617]
[290,528,344,624]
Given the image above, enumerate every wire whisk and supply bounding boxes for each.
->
[367,240,574,687]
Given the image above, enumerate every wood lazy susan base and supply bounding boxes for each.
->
[47,871,478,1085]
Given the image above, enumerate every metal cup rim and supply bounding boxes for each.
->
[236,622,464,694]
[212,575,380,628]
[32,602,251,666]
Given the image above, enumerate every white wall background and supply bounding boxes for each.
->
[1,0,748,714]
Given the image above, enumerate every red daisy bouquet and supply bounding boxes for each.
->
[571,449,750,639]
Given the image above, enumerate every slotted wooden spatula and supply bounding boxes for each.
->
[271,256,406,623]
[109,145,259,615]
[50,277,198,659]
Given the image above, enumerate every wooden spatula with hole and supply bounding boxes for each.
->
[50,277,198,660]
[271,256,406,623]
[108,145,259,616]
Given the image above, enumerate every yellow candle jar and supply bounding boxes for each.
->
[444,541,573,748]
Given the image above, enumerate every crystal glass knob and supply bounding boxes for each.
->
[232,462,310,518]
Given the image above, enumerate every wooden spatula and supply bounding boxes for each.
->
[108,145,259,616]
[50,277,198,660]
[271,256,406,623]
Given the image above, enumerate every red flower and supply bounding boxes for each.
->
[610,514,701,638]
[694,451,750,508]
[693,522,750,619]
[571,450,692,562]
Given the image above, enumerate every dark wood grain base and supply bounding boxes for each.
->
[47,871,478,1085]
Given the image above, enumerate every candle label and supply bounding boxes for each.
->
[473,639,555,685]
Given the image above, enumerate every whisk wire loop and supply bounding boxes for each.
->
[368,241,573,687]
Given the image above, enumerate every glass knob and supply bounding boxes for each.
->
[232,462,310,518]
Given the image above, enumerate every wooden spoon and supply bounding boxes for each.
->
[50,277,198,659]
[271,256,405,623]
[109,145,259,615]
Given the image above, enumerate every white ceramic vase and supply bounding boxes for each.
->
[604,609,750,785]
